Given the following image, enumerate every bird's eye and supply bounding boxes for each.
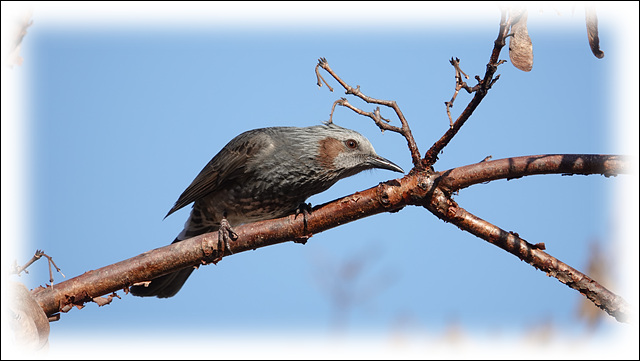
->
[344,139,358,149]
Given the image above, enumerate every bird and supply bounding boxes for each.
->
[129,122,404,298]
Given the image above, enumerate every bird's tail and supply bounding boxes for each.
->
[130,205,220,298]
[129,238,195,298]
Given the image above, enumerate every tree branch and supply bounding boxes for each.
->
[31,154,632,323]
[423,9,511,167]
[316,58,423,170]
[421,176,631,323]
[437,154,629,192]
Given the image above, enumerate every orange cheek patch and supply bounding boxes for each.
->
[316,137,344,169]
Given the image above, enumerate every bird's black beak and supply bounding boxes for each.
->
[369,155,404,174]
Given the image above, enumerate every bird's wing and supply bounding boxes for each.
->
[164,129,270,218]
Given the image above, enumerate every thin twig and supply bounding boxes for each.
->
[13,249,45,275]
[315,61,333,92]
[316,58,423,169]
[424,8,511,167]
[328,98,345,123]
[13,249,65,285]
[444,57,477,127]
[42,253,65,284]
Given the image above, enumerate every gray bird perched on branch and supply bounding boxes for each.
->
[130,122,404,298]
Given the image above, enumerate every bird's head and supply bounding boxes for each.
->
[313,123,404,178]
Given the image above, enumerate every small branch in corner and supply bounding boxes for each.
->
[12,249,65,285]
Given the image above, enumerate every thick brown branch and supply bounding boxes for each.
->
[423,154,633,322]
[437,154,629,192]
[30,154,632,323]
[421,189,631,323]
[31,177,408,317]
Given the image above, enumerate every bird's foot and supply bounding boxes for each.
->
[294,202,313,235]
[216,217,238,262]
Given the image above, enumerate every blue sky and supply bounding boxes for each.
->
[2,2,638,358]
